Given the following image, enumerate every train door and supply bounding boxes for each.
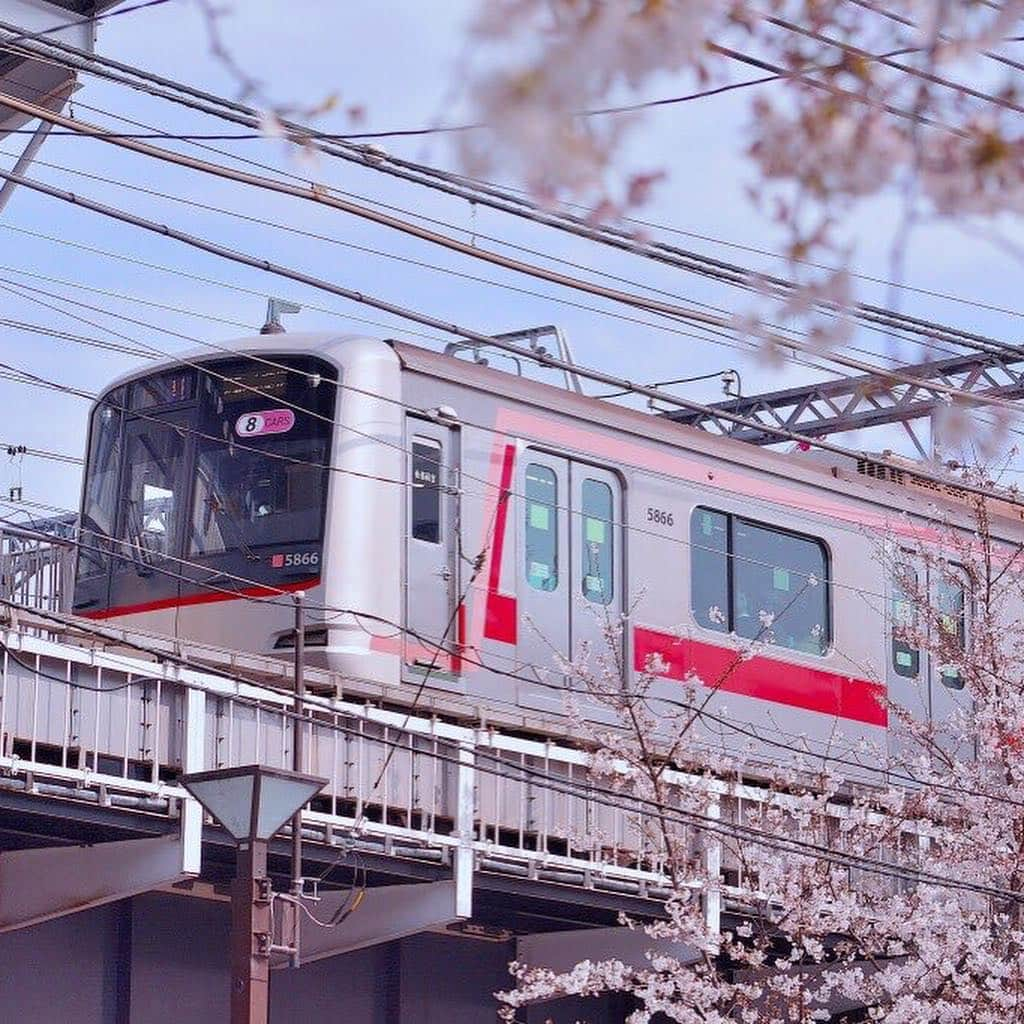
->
[886,555,929,764]
[886,557,972,763]
[518,453,571,692]
[570,464,623,671]
[928,565,972,758]
[405,420,458,670]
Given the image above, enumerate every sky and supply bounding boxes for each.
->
[1,0,1023,514]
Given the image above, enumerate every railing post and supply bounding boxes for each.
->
[454,740,475,919]
[704,793,722,941]
[181,683,206,875]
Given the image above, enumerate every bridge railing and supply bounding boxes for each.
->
[0,624,935,922]
[0,523,75,614]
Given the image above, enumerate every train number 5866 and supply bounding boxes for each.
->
[646,507,674,526]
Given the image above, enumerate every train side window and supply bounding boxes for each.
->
[691,508,729,633]
[733,520,830,654]
[525,463,558,591]
[936,571,967,690]
[581,479,613,605]
[690,508,830,655]
[891,566,920,678]
[411,440,442,543]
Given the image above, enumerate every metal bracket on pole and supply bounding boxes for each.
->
[275,880,464,967]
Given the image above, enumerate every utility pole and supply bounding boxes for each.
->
[290,591,306,968]
[230,836,272,1024]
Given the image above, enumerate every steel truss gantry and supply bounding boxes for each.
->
[664,348,1024,458]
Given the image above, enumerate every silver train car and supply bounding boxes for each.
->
[70,332,1014,761]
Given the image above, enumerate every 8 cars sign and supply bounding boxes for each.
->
[235,408,295,438]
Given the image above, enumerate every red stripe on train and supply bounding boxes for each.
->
[483,444,518,644]
[633,626,888,727]
[79,577,319,619]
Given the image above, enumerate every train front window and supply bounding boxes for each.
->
[189,358,335,563]
[119,418,187,568]
[74,394,124,599]
[74,354,337,613]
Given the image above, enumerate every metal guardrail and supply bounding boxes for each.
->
[0,625,932,925]
[0,523,75,614]
[0,627,718,912]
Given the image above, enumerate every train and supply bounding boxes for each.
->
[69,330,1009,763]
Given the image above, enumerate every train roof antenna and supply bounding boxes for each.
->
[260,297,302,334]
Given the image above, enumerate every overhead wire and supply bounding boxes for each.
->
[767,11,1024,118]
[3,111,1024,459]
[2,66,1015,450]
[847,0,1024,77]
[0,9,1015,638]
[3,160,1023,513]
[0,222,452,348]
[4,29,1021,369]
[3,136,1022,460]
[0,132,1004,378]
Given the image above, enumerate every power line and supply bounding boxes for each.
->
[0,138,959,385]
[4,26,1016,365]
[5,97,1024,435]
[768,14,1024,119]
[0,134,998,377]
[0,440,80,465]
[4,35,1018,391]
[1,166,1019,514]
[849,0,1024,76]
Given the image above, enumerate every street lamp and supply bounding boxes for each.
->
[181,764,326,1024]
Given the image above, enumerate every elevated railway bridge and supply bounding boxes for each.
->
[0,518,900,1023]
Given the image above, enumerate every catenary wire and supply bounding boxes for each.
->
[2,65,1015,381]
[1,162,1021,513]
[8,70,1016,336]
[4,30,1020,368]
[7,70,1008,341]
[0,136,1005,379]
[2,129,1022,452]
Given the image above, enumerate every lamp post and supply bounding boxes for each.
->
[180,764,327,1024]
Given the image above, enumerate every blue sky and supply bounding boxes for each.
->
[1,0,1022,513]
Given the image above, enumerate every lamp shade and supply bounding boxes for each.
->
[180,765,327,842]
